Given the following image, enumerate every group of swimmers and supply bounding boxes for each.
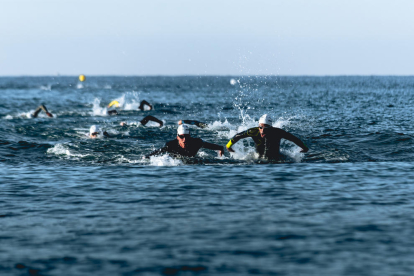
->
[32,101,309,161]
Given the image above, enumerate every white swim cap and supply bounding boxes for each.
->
[90,125,101,135]
[259,114,272,125]
[177,124,190,135]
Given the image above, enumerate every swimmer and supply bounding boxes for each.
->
[89,125,110,139]
[226,114,309,160]
[120,115,163,127]
[107,100,153,115]
[146,124,224,158]
[32,104,53,118]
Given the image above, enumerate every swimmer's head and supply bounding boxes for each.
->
[177,124,190,135]
[177,124,190,148]
[259,114,272,126]
[90,125,101,138]
[259,114,272,138]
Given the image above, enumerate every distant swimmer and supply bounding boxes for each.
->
[146,124,224,158]
[107,110,119,116]
[32,104,53,118]
[89,125,110,139]
[138,100,153,111]
[107,100,153,112]
[178,120,208,129]
[226,114,309,160]
[120,115,163,127]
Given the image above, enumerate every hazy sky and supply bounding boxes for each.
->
[1,0,413,76]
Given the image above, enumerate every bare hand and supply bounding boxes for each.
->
[227,147,235,153]
[300,147,309,153]
[46,112,53,118]
[120,122,127,126]
[219,149,224,157]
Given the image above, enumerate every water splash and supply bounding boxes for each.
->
[47,143,90,159]
[91,98,108,116]
[148,154,183,166]
[108,92,143,110]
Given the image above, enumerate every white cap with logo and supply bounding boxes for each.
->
[259,114,272,126]
[177,124,190,135]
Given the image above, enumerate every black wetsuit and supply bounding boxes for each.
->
[227,127,308,160]
[140,115,163,126]
[147,137,223,158]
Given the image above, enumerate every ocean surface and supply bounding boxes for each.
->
[1,76,414,275]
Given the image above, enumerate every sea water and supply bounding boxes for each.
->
[1,76,414,275]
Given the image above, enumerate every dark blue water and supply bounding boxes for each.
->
[1,76,414,275]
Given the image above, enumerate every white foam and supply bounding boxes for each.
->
[40,85,52,91]
[47,143,89,158]
[280,142,304,162]
[148,154,183,166]
[91,98,108,116]
[19,111,33,119]
[124,121,142,127]
[116,155,141,164]
[4,115,13,120]
[77,83,84,89]
[206,119,233,130]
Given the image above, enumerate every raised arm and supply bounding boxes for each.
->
[32,104,53,118]
[226,128,257,152]
[178,120,208,128]
[281,131,309,153]
[140,115,163,127]
[202,141,224,156]
[139,100,153,111]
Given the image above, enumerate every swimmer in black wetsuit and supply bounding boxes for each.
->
[32,104,53,118]
[226,114,309,160]
[119,115,163,127]
[107,100,153,115]
[89,125,111,139]
[146,124,224,158]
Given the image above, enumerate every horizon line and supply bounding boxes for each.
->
[1,74,413,78]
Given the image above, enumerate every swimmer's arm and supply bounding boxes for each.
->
[32,104,53,118]
[139,100,153,110]
[282,131,309,153]
[145,145,168,158]
[140,115,163,127]
[178,120,208,129]
[32,106,42,118]
[226,129,252,152]
[202,142,224,157]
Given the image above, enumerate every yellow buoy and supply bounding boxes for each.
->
[79,75,86,82]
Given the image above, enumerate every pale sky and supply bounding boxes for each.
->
[1,0,413,76]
